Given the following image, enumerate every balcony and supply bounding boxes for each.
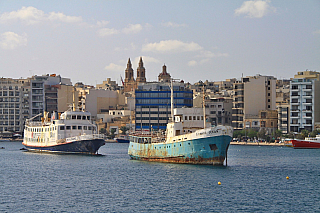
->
[302,88,312,91]
[291,102,300,105]
[302,109,312,112]
[302,102,312,105]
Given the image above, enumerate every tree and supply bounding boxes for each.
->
[99,128,106,134]
[110,128,116,139]
[310,129,320,137]
[273,129,282,139]
[120,126,129,135]
[248,129,258,139]
[301,129,309,138]
[257,128,267,140]
[233,130,242,138]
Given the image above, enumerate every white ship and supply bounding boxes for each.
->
[22,109,105,154]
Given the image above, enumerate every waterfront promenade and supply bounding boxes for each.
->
[230,141,286,146]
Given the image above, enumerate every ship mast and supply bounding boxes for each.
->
[203,85,206,129]
[170,79,174,122]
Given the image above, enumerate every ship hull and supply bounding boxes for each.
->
[128,135,231,165]
[116,138,130,143]
[22,139,105,154]
[292,139,320,149]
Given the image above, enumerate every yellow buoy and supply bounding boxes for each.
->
[286,176,289,180]
[218,181,221,185]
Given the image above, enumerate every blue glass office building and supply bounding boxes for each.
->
[135,82,193,130]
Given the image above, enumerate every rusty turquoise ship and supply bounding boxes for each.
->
[128,108,233,165]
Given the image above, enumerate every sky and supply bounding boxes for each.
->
[0,0,319,86]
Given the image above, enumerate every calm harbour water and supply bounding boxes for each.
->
[0,141,320,212]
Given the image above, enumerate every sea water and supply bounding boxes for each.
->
[0,141,319,212]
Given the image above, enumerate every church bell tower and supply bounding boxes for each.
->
[136,57,146,83]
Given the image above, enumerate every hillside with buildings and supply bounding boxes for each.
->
[0,58,318,140]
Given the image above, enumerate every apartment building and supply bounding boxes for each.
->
[135,81,193,130]
[206,97,233,126]
[30,74,72,121]
[278,104,290,134]
[290,71,320,132]
[276,80,291,134]
[232,74,277,130]
[0,74,72,134]
[193,94,232,126]
[0,78,29,133]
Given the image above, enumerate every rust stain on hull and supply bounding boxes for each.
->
[130,156,225,165]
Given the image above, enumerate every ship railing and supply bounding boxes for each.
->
[26,121,44,126]
[65,134,103,142]
[129,134,166,144]
[151,137,166,143]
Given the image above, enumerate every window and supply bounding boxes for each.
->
[78,126,82,130]
[72,126,76,130]
[77,115,81,119]
[66,126,71,130]
[60,126,65,130]
[83,126,87,130]
[72,115,76,119]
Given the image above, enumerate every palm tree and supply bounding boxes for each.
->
[120,126,128,135]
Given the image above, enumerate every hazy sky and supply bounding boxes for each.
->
[0,1,319,86]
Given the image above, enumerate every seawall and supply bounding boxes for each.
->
[230,142,286,146]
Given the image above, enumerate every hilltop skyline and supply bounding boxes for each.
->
[0,0,319,85]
